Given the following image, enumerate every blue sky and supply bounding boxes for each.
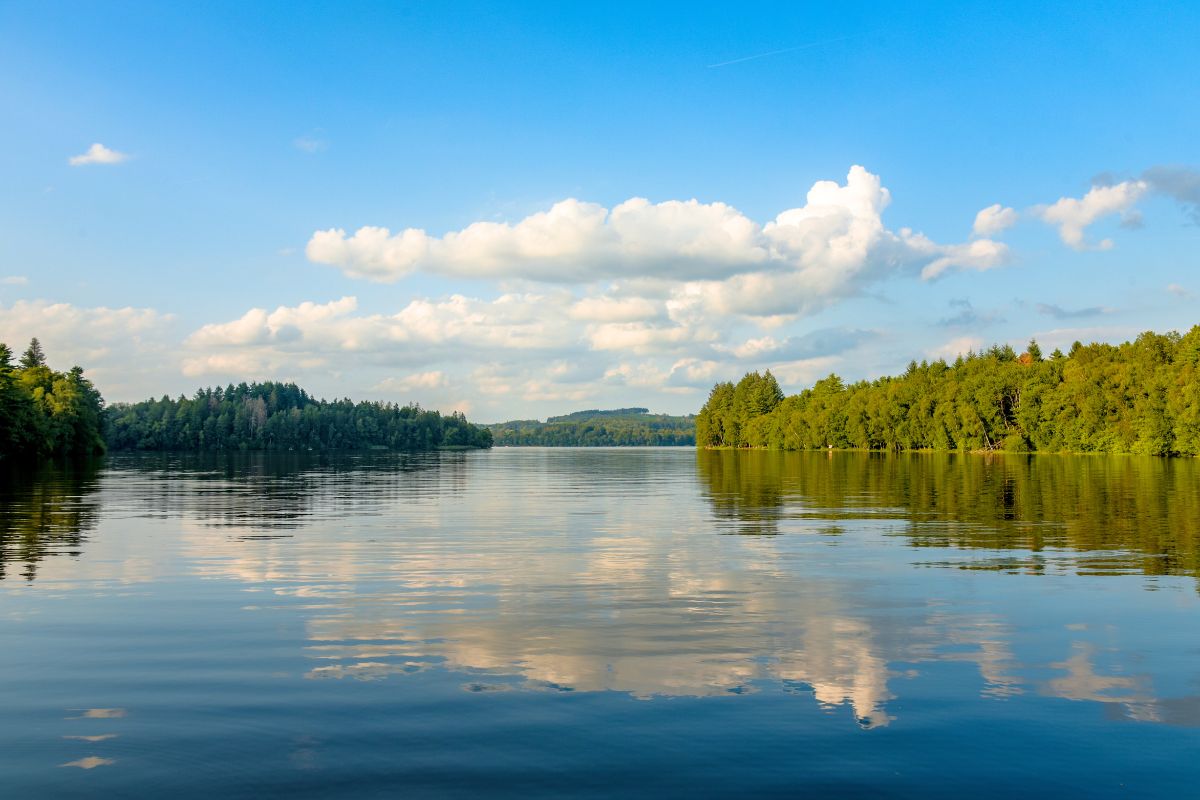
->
[1,1,1197,420]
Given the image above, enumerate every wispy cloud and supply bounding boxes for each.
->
[1142,166,1200,224]
[938,298,1004,327]
[1168,283,1193,298]
[1035,303,1112,320]
[1,276,29,286]
[294,135,328,154]
[706,36,850,69]
[68,143,129,166]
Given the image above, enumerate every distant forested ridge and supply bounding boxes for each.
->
[696,326,1200,456]
[0,338,106,460]
[489,408,695,446]
[106,382,492,452]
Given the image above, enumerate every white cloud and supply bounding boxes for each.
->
[1,276,29,286]
[306,166,1008,300]
[768,356,841,387]
[374,371,449,392]
[929,336,984,361]
[918,238,1009,280]
[308,195,767,283]
[68,143,130,166]
[719,328,877,362]
[181,293,586,379]
[569,295,661,322]
[1167,283,1192,298]
[1036,180,1147,250]
[0,300,174,398]
[972,204,1018,237]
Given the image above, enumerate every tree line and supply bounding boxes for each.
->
[696,325,1200,456]
[106,382,492,452]
[0,338,493,459]
[489,409,695,446]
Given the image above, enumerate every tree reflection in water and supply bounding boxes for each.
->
[0,460,101,581]
[696,449,1200,581]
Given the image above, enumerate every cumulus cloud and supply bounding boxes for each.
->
[177,286,885,417]
[68,143,129,166]
[307,167,1009,303]
[569,295,661,323]
[182,293,586,379]
[0,300,174,398]
[1036,180,1148,250]
[972,204,1018,237]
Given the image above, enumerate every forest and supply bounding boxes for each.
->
[489,408,695,446]
[0,338,492,459]
[696,326,1200,456]
[0,338,106,460]
[105,382,492,452]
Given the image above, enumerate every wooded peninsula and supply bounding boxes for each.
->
[697,326,1200,456]
[488,408,695,446]
[0,338,492,460]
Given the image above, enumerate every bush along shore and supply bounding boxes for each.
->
[696,326,1200,456]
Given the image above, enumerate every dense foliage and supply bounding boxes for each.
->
[105,382,493,451]
[489,409,695,446]
[696,326,1200,456]
[0,338,106,460]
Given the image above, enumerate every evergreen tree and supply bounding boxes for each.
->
[20,338,46,369]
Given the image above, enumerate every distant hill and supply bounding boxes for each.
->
[488,408,695,446]
[547,407,649,422]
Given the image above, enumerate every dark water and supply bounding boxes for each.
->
[2,449,1199,798]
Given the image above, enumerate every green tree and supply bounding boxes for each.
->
[20,338,46,369]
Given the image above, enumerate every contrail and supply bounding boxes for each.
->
[706,36,851,69]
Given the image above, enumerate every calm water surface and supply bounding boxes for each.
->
[2,448,1199,797]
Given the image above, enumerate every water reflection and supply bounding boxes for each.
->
[4,449,1200,736]
[0,460,101,581]
[697,450,1200,579]
[103,451,463,531]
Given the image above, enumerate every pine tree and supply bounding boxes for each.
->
[20,337,46,369]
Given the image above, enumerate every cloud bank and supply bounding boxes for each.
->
[307,167,1010,310]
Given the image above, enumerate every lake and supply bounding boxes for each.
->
[2,448,1199,797]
